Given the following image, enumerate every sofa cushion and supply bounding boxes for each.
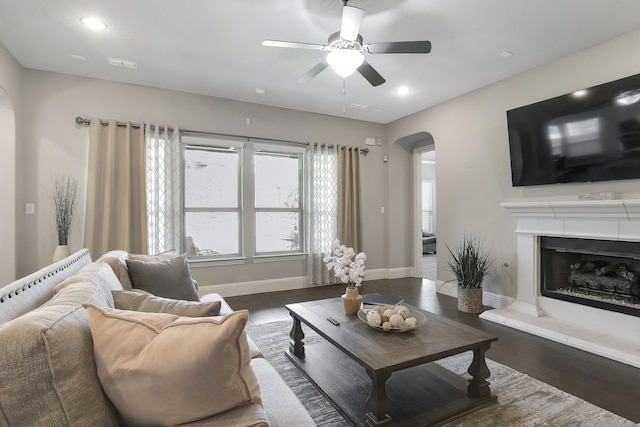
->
[251,358,316,426]
[177,402,270,427]
[126,253,200,301]
[0,281,120,427]
[112,289,221,316]
[97,250,133,290]
[199,292,264,358]
[84,305,262,426]
[53,261,124,296]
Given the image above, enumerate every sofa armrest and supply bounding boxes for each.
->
[200,292,234,314]
[251,358,316,427]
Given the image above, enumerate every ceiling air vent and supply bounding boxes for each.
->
[107,57,138,69]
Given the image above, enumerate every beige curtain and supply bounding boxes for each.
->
[337,146,362,253]
[84,120,147,257]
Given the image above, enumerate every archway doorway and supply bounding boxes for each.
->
[390,131,436,280]
[418,149,436,281]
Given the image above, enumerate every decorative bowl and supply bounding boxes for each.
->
[358,307,426,332]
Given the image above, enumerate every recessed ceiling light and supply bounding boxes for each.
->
[255,87,266,94]
[81,16,107,31]
[499,51,513,58]
[396,86,411,96]
[70,54,86,61]
[572,89,588,98]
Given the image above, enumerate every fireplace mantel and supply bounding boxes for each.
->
[501,199,640,221]
[480,199,640,368]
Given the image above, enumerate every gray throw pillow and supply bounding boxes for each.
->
[126,254,200,301]
[112,290,221,316]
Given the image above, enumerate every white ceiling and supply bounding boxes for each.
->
[2,0,640,124]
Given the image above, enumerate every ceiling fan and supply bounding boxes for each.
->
[262,1,431,87]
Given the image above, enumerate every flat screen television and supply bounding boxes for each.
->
[507,72,640,186]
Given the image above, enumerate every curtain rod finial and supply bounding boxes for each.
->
[75,116,89,125]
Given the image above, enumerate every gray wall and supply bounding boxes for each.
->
[385,28,640,298]
[14,68,386,286]
[0,44,22,284]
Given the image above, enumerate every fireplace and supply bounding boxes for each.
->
[479,199,640,368]
[540,237,640,317]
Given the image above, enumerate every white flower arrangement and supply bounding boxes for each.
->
[323,239,367,287]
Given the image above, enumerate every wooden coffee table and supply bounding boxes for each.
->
[285,297,498,426]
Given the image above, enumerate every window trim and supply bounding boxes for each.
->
[182,135,245,257]
[253,144,305,256]
[181,134,307,261]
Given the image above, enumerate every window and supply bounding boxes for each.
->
[254,144,304,254]
[183,136,242,256]
[182,135,305,258]
[421,181,433,232]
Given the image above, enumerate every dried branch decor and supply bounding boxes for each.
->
[49,174,78,246]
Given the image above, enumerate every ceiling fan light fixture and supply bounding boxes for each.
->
[80,16,107,31]
[326,49,364,78]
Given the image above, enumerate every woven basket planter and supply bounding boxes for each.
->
[457,286,483,313]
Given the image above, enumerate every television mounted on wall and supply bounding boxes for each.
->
[507,72,640,186]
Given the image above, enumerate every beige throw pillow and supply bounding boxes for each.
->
[126,253,200,301]
[111,290,221,316]
[83,305,262,426]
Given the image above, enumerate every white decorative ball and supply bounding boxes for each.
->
[394,305,407,313]
[382,321,392,331]
[367,311,382,327]
[373,305,385,313]
[396,307,411,319]
[404,317,417,328]
[383,309,396,319]
[389,314,403,328]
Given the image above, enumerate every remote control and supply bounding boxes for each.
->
[327,317,340,325]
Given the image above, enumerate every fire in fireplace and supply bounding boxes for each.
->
[540,236,640,317]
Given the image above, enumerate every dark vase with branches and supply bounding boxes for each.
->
[49,174,78,262]
[446,234,493,313]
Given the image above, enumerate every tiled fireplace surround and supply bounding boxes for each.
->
[480,199,640,368]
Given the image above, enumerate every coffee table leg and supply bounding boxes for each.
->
[364,370,392,427]
[288,314,305,358]
[467,343,492,398]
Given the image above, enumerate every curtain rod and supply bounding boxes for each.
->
[75,116,368,154]
[313,143,369,155]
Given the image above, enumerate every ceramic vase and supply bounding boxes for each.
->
[457,285,483,313]
[341,286,363,315]
[52,245,70,263]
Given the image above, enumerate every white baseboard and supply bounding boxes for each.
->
[483,291,515,309]
[436,281,457,297]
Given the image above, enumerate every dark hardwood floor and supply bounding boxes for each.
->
[227,277,640,423]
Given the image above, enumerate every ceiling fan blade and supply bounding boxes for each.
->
[365,41,432,54]
[262,40,326,50]
[298,60,330,83]
[340,5,365,41]
[357,61,385,86]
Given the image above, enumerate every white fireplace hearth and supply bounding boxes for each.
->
[480,199,640,368]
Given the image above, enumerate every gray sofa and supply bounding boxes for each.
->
[0,249,315,427]
[422,231,436,254]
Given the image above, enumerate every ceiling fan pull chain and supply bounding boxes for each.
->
[342,79,347,114]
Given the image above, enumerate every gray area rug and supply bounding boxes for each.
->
[246,320,636,427]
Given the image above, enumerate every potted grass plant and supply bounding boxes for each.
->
[446,233,493,313]
[49,174,78,262]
